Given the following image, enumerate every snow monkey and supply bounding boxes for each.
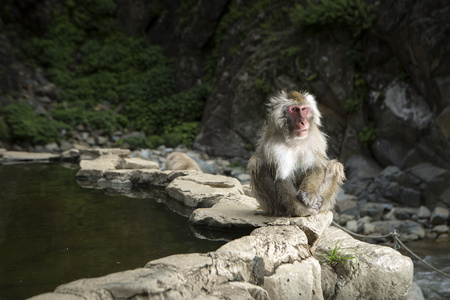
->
[165,152,202,172]
[247,91,345,217]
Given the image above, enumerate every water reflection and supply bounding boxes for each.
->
[0,163,225,299]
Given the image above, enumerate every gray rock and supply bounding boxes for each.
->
[317,226,413,300]
[1,151,60,162]
[60,149,80,162]
[364,220,425,241]
[44,142,59,152]
[407,163,449,183]
[382,181,401,199]
[417,206,431,219]
[97,178,132,189]
[60,140,73,152]
[166,173,243,208]
[117,157,159,170]
[371,139,410,167]
[399,188,421,207]
[431,225,449,234]
[344,154,382,181]
[190,194,273,229]
[430,207,449,225]
[439,187,450,206]
[270,211,334,249]
[76,155,123,181]
[335,194,358,213]
[405,282,425,300]
[346,220,358,232]
[383,80,432,130]
[384,207,417,221]
[339,214,356,226]
[359,202,385,220]
[435,106,450,139]
[96,136,109,146]
[79,148,131,160]
[263,259,322,300]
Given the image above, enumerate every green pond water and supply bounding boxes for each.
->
[0,163,225,299]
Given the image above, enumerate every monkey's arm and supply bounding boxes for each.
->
[297,160,345,211]
[317,159,346,211]
[296,167,326,209]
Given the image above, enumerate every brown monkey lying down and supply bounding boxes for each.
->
[248,91,345,217]
[165,152,202,172]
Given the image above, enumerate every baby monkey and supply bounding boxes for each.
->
[248,91,345,216]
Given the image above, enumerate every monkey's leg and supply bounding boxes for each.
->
[296,167,326,210]
[317,159,346,211]
[275,179,320,217]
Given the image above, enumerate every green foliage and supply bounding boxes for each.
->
[345,72,368,114]
[290,0,375,37]
[16,0,208,147]
[343,98,360,113]
[306,73,318,82]
[161,122,200,148]
[147,135,165,149]
[254,78,271,94]
[0,118,9,140]
[3,102,66,144]
[317,240,359,267]
[282,46,303,57]
[358,122,379,145]
[123,136,149,150]
[51,103,116,134]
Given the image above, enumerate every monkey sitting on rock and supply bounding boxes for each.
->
[248,90,345,217]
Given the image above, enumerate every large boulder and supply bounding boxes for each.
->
[316,226,414,300]
[30,223,413,300]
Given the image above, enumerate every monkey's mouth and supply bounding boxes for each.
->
[295,129,308,137]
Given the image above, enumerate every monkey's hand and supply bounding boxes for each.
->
[297,191,323,210]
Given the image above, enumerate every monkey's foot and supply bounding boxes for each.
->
[297,191,322,209]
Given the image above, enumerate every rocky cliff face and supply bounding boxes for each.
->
[144,0,449,209]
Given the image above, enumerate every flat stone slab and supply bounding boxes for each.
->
[117,157,159,170]
[190,194,274,228]
[166,173,244,208]
[76,155,124,181]
[0,150,60,162]
[190,194,333,247]
[79,148,131,160]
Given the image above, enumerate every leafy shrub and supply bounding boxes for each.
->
[255,78,271,94]
[19,0,208,147]
[0,118,9,140]
[124,136,149,150]
[343,98,360,113]
[147,135,165,149]
[358,122,379,145]
[4,102,66,144]
[290,0,375,38]
[162,122,200,148]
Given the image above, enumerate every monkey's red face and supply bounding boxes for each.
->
[287,105,310,138]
